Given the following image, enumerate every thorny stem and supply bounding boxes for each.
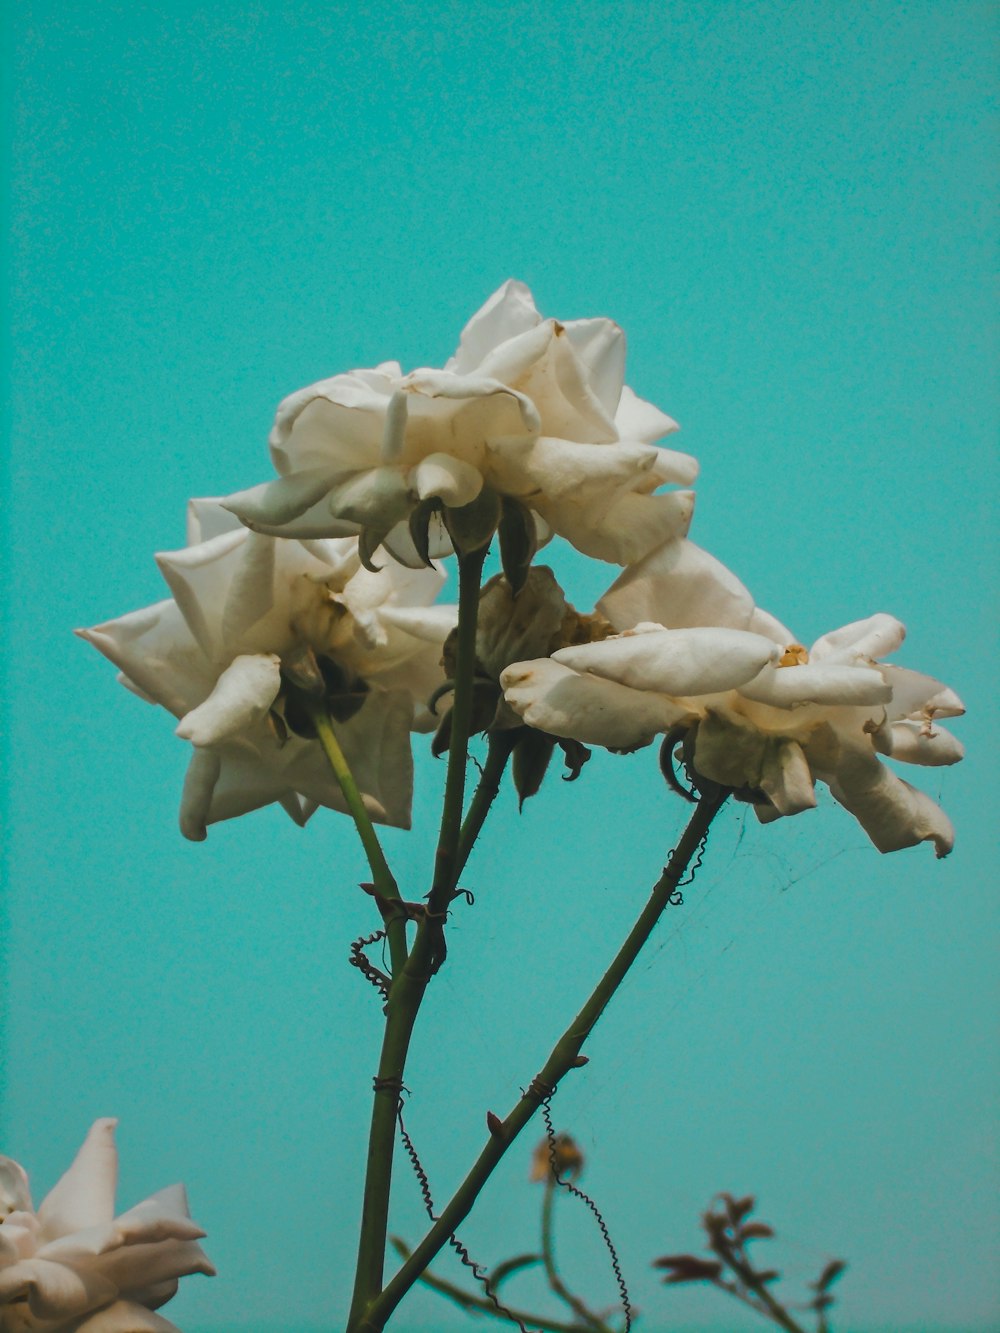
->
[308,701,407,977]
[347,545,487,1331]
[455,729,517,879]
[541,1181,612,1333]
[359,790,727,1331]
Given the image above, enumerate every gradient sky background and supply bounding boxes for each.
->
[3,2,998,1330]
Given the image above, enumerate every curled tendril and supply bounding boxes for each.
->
[659,727,697,803]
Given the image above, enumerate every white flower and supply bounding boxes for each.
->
[222,280,698,567]
[78,500,455,840]
[0,1119,214,1332]
[500,540,964,856]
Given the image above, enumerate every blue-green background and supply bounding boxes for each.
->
[4,2,997,1329]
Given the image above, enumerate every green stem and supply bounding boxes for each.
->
[455,729,517,879]
[361,790,727,1331]
[541,1182,611,1332]
[347,546,487,1330]
[719,1245,808,1333]
[307,700,407,976]
[427,545,488,917]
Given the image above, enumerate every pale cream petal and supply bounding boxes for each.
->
[381,514,453,567]
[376,605,458,645]
[178,748,222,842]
[185,497,243,545]
[635,445,699,488]
[613,384,680,444]
[501,658,689,749]
[540,489,694,564]
[220,469,347,531]
[75,1298,184,1331]
[220,531,277,648]
[504,436,662,508]
[270,386,386,475]
[77,602,211,720]
[175,655,282,747]
[885,721,965,766]
[155,530,246,660]
[738,663,892,708]
[554,626,779,696]
[827,754,955,856]
[37,1121,118,1240]
[0,1158,33,1216]
[448,279,542,374]
[810,613,906,664]
[598,539,756,632]
[0,1255,116,1320]
[92,1235,215,1297]
[561,317,626,417]
[692,711,768,790]
[222,484,363,540]
[409,453,484,507]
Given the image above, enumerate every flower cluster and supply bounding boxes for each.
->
[0,1120,213,1331]
[80,280,963,851]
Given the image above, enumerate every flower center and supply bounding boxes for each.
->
[777,643,809,667]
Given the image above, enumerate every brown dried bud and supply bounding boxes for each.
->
[529,1132,585,1182]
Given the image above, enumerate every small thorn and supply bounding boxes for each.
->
[486,1111,506,1140]
[571,1055,589,1068]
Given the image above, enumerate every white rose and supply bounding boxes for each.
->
[78,501,456,840]
[0,1119,213,1332]
[223,280,697,567]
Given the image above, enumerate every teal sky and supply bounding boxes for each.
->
[3,3,997,1330]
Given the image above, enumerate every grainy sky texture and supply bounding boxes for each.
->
[3,3,997,1330]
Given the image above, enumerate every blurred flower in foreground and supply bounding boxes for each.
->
[0,1118,213,1332]
[78,500,454,839]
[529,1134,585,1183]
[223,279,698,568]
[501,540,964,855]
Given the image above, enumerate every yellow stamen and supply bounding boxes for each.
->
[778,643,809,667]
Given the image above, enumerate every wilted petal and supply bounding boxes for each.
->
[155,531,247,659]
[270,388,385,475]
[185,497,243,545]
[747,606,795,643]
[599,539,756,632]
[327,466,411,531]
[376,604,458,645]
[542,489,694,565]
[760,739,817,815]
[739,663,892,708]
[38,1120,118,1240]
[885,721,965,766]
[176,655,282,747]
[178,748,222,842]
[0,1255,117,1320]
[810,613,906,664]
[824,748,955,856]
[554,626,779,697]
[881,666,966,721]
[501,658,689,749]
[223,483,363,540]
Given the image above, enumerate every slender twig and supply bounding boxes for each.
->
[307,700,407,976]
[390,1238,597,1333]
[360,790,727,1331]
[718,1241,808,1333]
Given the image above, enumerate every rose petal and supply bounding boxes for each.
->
[613,384,681,445]
[448,279,542,374]
[598,539,756,632]
[409,453,485,508]
[823,747,955,856]
[0,1255,117,1319]
[739,663,892,708]
[37,1121,118,1240]
[501,658,689,749]
[75,1298,184,1331]
[554,626,780,696]
[884,721,965,766]
[176,655,282,747]
[178,748,222,842]
[810,613,906,665]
